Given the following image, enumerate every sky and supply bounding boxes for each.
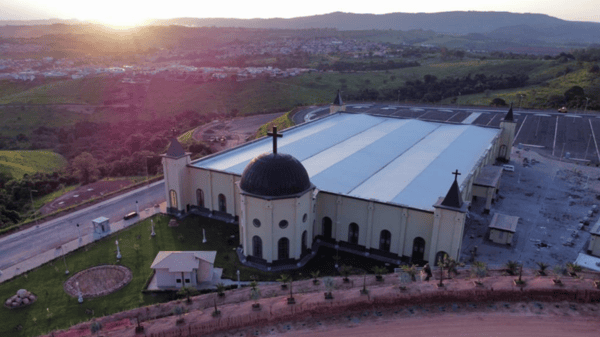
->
[2,0,599,27]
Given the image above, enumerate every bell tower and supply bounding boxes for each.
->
[498,104,516,162]
[162,137,190,215]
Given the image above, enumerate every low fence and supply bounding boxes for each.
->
[146,286,600,337]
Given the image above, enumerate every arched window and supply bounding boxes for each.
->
[435,251,448,266]
[411,237,426,263]
[322,217,332,239]
[301,230,308,255]
[218,194,226,213]
[278,237,289,260]
[252,236,262,259]
[499,144,507,158]
[348,223,359,245]
[196,189,204,208]
[169,190,178,209]
[379,230,391,252]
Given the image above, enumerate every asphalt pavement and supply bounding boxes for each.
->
[0,180,165,272]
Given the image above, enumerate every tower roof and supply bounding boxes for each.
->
[441,172,463,209]
[504,103,514,122]
[165,137,186,158]
[240,152,311,197]
[333,90,343,106]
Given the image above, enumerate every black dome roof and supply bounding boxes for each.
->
[240,153,311,197]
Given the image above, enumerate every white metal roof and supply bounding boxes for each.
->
[193,113,500,211]
[150,251,217,272]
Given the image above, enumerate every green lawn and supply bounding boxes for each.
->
[32,184,79,209]
[0,150,67,179]
[0,214,272,337]
[0,77,110,105]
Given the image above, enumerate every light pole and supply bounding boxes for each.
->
[236,270,240,289]
[76,281,83,303]
[116,240,122,259]
[519,94,524,111]
[585,97,590,113]
[76,223,81,241]
[150,219,156,237]
[136,200,139,214]
[29,189,38,226]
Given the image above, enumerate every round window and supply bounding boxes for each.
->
[279,220,289,229]
[302,213,308,223]
[253,219,261,228]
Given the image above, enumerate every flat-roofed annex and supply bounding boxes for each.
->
[192,113,500,211]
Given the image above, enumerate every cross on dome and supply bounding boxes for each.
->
[267,126,283,154]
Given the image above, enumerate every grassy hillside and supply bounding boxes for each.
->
[0,150,67,179]
[254,109,295,139]
[0,77,110,105]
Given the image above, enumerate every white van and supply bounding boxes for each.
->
[502,165,515,172]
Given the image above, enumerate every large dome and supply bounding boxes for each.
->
[240,153,311,197]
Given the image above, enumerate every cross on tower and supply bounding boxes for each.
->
[452,169,461,182]
[267,126,283,154]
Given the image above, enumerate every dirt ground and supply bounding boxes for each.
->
[461,147,600,268]
[192,112,285,152]
[45,269,600,337]
[40,179,133,215]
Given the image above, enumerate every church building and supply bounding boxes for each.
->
[162,105,515,268]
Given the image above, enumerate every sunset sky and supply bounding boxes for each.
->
[2,0,599,27]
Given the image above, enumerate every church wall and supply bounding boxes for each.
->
[336,197,369,246]
[402,210,434,258]
[162,156,190,212]
[371,203,404,254]
[272,197,298,261]
[245,196,273,261]
[315,193,338,236]
[188,168,212,209]
[430,208,466,262]
[211,171,238,216]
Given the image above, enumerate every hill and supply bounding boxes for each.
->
[149,11,600,44]
[0,150,67,179]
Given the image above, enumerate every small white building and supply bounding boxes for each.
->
[150,251,217,289]
[92,216,110,234]
[588,222,600,257]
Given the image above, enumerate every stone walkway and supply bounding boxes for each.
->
[0,203,167,284]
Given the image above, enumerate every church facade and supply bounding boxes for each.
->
[162,108,515,268]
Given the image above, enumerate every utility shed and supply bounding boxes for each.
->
[588,222,600,257]
[92,216,110,234]
[488,213,518,245]
[472,165,503,213]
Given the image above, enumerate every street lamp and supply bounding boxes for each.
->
[136,200,139,214]
[29,189,38,226]
[76,281,83,303]
[150,219,156,237]
[76,223,81,241]
[236,270,240,289]
[585,97,590,113]
[116,240,122,259]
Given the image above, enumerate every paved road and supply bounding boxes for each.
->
[0,180,165,271]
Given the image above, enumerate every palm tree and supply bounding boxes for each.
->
[249,281,261,309]
[339,265,352,283]
[216,282,226,297]
[504,260,519,276]
[311,270,321,285]
[553,264,565,284]
[372,266,387,281]
[277,274,291,290]
[471,261,487,285]
[401,264,418,282]
[566,262,582,276]
[536,262,549,276]
[442,254,462,278]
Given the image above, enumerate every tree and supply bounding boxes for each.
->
[564,86,585,102]
[536,262,549,276]
[71,152,100,185]
[277,274,291,290]
[249,281,261,309]
[490,98,507,107]
[471,261,487,285]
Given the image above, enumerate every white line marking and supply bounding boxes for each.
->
[439,109,453,113]
[410,108,425,112]
[589,119,600,163]
[446,112,459,122]
[486,113,498,126]
[513,115,527,145]
[563,115,582,118]
[552,116,558,157]
[461,112,481,124]
[535,114,551,117]
[521,144,545,148]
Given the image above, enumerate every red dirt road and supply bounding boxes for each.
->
[289,314,600,337]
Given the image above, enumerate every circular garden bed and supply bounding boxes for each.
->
[64,265,132,299]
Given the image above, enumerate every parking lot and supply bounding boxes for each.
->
[300,103,600,163]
